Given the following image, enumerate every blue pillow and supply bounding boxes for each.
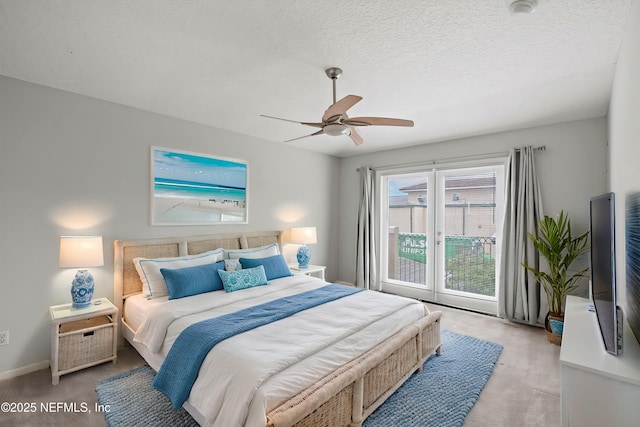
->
[160,260,225,300]
[239,254,293,281]
[218,265,269,292]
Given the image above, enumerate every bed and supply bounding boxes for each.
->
[113,231,442,427]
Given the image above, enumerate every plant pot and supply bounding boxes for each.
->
[545,312,564,345]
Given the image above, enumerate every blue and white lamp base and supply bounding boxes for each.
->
[297,245,311,269]
[71,269,95,308]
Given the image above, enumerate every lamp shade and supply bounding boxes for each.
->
[290,227,317,245]
[59,236,104,268]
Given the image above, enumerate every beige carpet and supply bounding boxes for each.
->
[0,303,560,427]
[432,304,561,427]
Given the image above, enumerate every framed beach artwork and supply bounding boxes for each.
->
[151,147,248,225]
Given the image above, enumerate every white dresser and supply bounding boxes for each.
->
[559,296,640,427]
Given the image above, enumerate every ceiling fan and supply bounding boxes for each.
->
[261,67,414,146]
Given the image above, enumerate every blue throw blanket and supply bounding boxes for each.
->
[152,284,363,409]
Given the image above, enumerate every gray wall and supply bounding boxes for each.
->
[336,117,609,287]
[0,75,340,375]
[609,0,640,311]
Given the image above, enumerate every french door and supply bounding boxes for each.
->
[380,163,504,314]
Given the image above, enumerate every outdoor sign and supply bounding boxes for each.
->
[398,233,427,264]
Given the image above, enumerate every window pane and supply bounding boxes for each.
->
[387,176,428,286]
[442,172,497,297]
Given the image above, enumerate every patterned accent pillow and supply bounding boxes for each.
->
[218,265,269,292]
[224,259,242,272]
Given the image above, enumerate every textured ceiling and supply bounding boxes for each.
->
[0,0,633,157]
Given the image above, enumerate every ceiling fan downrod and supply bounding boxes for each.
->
[325,67,342,105]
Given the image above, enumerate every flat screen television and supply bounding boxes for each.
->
[590,192,622,355]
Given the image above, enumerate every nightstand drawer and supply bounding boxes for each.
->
[59,315,111,333]
[58,318,114,371]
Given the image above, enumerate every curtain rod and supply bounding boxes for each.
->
[356,145,546,172]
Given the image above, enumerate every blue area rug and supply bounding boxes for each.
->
[363,330,503,427]
[96,330,502,427]
[96,365,198,427]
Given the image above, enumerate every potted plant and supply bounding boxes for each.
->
[522,210,589,345]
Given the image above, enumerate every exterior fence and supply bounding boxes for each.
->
[388,228,496,297]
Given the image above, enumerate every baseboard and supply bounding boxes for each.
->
[335,280,356,287]
[0,360,50,381]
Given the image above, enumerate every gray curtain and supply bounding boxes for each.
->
[356,167,379,290]
[498,147,547,325]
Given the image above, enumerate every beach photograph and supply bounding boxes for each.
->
[151,147,248,225]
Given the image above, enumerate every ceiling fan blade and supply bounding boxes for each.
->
[343,117,414,127]
[260,115,324,128]
[284,129,325,143]
[322,95,363,122]
[349,126,364,146]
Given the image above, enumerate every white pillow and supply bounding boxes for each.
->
[225,243,280,260]
[133,248,223,299]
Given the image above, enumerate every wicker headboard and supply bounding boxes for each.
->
[113,231,282,318]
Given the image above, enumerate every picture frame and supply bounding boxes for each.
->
[151,146,248,225]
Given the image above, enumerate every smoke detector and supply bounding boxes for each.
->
[509,0,538,14]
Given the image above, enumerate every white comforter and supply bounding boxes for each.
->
[133,275,428,427]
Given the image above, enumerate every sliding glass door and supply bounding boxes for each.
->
[380,163,504,314]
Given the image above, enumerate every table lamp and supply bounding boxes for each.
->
[290,227,317,269]
[59,236,104,308]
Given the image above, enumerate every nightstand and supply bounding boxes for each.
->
[49,297,118,385]
[288,264,326,281]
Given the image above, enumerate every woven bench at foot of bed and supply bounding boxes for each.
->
[266,310,442,427]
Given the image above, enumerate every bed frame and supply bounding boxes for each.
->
[113,231,442,427]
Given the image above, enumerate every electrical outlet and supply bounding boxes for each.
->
[0,330,9,346]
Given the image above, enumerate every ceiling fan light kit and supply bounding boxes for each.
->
[323,123,350,136]
[261,67,414,146]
